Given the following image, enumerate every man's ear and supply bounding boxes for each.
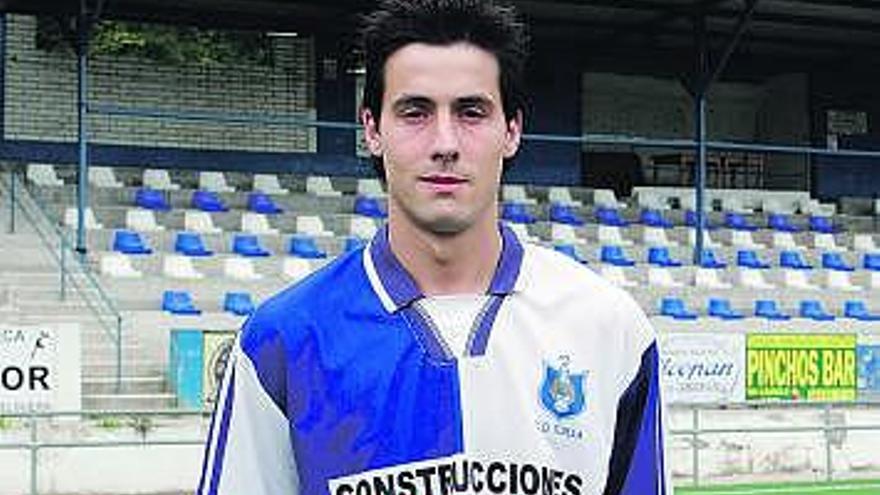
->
[361,107,383,157]
[503,110,523,159]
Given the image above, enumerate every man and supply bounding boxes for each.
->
[198,1,668,494]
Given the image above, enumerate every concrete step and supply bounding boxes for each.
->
[83,392,178,411]
[83,361,165,376]
[83,375,168,395]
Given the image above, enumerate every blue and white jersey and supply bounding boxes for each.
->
[198,224,668,495]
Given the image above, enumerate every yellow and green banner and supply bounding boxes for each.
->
[746,334,856,401]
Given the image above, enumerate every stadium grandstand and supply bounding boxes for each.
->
[0,0,879,493]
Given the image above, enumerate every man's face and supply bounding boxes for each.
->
[362,42,522,235]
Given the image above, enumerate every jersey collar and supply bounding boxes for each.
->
[363,223,524,313]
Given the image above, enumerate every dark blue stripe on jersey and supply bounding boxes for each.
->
[207,366,236,495]
[468,295,504,356]
[369,227,421,309]
[402,305,454,361]
[489,224,524,295]
[196,381,221,495]
[603,342,663,495]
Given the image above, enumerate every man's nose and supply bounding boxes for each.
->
[430,111,460,165]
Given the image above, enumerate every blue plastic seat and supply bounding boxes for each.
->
[768,213,799,232]
[821,252,854,272]
[224,292,255,316]
[660,298,698,320]
[754,300,791,321]
[162,290,201,315]
[191,190,228,212]
[685,210,715,230]
[809,215,838,234]
[780,250,812,270]
[554,244,588,264]
[232,234,271,257]
[863,253,880,271]
[699,249,726,269]
[724,212,758,231]
[640,209,674,229]
[112,230,152,255]
[737,250,770,269]
[354,196,387,218]
[595,207,629,227]
[843,301,880,321]
[344,236,367,252]
[708,298,745,320]
[600,245,635,267]
[799,300,835,321]
[549,203,584,226]
[501,202,536,224]
[247,192,283,214]
[174,232,213,257]
[289,235,327,259]
[647,247,681,267]
[134,188,170,211]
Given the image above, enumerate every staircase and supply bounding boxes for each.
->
[0,173,175,410]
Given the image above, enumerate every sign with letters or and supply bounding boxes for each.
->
[659,333,745,404]
[746,334,856,401]
[0,324,81,412]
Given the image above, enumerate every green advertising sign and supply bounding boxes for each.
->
[746,334,856,401]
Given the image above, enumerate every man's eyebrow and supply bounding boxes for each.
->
[454,95,495,107]
[391,95,434,110]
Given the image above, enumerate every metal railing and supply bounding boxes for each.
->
[1,169,124,391]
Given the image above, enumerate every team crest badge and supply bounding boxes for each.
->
[540,356,586,419]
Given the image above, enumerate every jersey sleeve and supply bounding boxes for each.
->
[196,334,299,495]
[603,303,671,495]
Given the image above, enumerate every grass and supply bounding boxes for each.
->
[677,478,880,495]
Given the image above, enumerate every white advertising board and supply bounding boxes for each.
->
[659,333,746,404]
[0,324,81,412]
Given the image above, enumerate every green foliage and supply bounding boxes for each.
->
[36,17,272,66]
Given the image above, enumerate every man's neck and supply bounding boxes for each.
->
[388,215,502,296]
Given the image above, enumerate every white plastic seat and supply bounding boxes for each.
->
[598,265,636,288]
[871,272,880,291]
[643,227,676,247]
[100,253,142,278]
[241,212,279,235]
[647,267,683,288]
[357,178,386,198]
[826,271,860,292]
[762,197,797,215]
[253,174,288,194]
[184,211,221,234]
[598,225,633,246]
[502,184,535,205]
[125,209,164,232]
[224,257,262,280]
[730,230,762,249]
[694,268,732,289]
[784,270,819,290]
[551,223,583,244]
[738,269,775,289]
[142,169,180,191]
[89,166,123,188]
[296,215,332,237]
[814,233,844,252]
[199,171,235,193]
[720,195,751,214]
[853,234,878,252]
[509,223,539,243]
[594,189,624,209]
[350,216,378,239]
[27,163,63,186]
[283,257,315,281]
[64,207,103,230]
[162,255,204,279]
[548,186,580,207]
[306,176,341,197]
[687,229,720,249]
[772,232,802,250]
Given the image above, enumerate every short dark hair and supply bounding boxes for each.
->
[360,0,529,174]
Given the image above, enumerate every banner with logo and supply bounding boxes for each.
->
[202,330,236,410]
[0,324,81,413]
[746,334,856,401]
[659,333,745,404]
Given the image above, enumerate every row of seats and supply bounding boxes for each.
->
[660,297,879,321]
[162,290,255,316]
[104,253,325,281]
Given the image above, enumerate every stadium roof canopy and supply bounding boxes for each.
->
[2,0,879,69]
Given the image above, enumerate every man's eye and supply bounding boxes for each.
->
[399,108,428,120]
[459,106,488,119]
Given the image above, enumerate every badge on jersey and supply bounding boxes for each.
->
[540,356,586,419]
